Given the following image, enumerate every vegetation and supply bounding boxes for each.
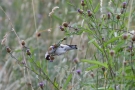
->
[0,0,135,90]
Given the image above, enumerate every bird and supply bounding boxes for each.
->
[45,44,77,60]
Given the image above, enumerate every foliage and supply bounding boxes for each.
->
[0,0,135,90]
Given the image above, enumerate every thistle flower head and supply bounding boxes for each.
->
[122,2,127,9]
[39,82,44,89]
[107,12,111,19]
[77,9,83,14]
[76,69,81,75]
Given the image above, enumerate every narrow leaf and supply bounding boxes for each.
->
[63,74,72,89]
[81,59,108,68]
[104,35,122,46]
[92,41,104,53]
[94,3,100,13]
[86,65,99,71]
[88,38,95,44]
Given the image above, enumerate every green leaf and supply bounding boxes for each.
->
[104,35,122,47]
[66,2,74,7]
[98,87,108,90]
[63,74,72,89]
[114,40,125,52]
[86,65,99,71]
[81,59,108,68]
[89,0,92,4]
[93,41,104,53]
[54,77,59,87]
[83,29,94,34]
[52,14,62,22]
[88,38,96,43]
[87,36,104,53]
[94,3,100,13]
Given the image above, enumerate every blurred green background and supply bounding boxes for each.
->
[1,0,133,90]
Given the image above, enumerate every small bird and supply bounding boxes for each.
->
[45,44,77,60]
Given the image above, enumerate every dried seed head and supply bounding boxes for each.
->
[122,33,128,40]
[63,37,67,40]
[117,15,120,20]
[6,47,11,53]
[132,35,135,41]
[90,72,94,78]
[102,37,105,42]
[122,2,127,9]
[27,82,32,87]
[75,28,78,31]
[73,58,79,64]
[131,52,134,56]
[62,22,68,27]
[107,12,111,19]
[26,49,31,56]
[81,0,85,6]
[87,10,92,17]
[109,50,115,56]
[123,61,127,66]
[59,26,64,31]
[102,67,105,72]
[21,40,25,46]
[77,9,83,14]
[36,32,41,37]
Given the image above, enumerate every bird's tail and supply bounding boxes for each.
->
[68,45,77,49]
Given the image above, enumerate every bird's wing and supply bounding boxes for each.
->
[54,47,66,55]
